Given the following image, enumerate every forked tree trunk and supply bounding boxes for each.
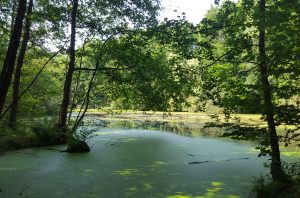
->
[258,0,285,182]
[8,0,33,129]
[0,0,27,115]
[57,0,78,130]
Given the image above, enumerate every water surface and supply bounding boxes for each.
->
[0,127,272,198]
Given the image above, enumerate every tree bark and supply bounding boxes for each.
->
[258,0,284,182]
[57,0,78,130]
[0,0,27,115]
[8,0,33,129]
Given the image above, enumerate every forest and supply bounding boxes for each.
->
[0,0,299,197]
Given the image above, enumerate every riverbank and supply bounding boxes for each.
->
[82,110,265,126]
[0,119,65,155]
[0,111,298,154]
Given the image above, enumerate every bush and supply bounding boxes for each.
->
[0,121,37,153]
[31,119,66,146]
[252,164,300,198]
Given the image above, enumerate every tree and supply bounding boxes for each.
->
[8,0,33,129]
[0,0,27,114]
[258,0,284,182]
[194,0,299,182]
[69,28,198,113]
[57,0,78,130]
[56,0,161,130]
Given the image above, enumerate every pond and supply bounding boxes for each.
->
[0,119,298,198]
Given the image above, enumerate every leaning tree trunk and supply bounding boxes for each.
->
[57,0,78,130]
[0,0,27,115]
[8,0,33,129]
[258,0,285,182]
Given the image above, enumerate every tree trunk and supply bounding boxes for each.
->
[57,0,78,130]
[67,38,88,123]
[11,0,17,31]
[8,0,33,129]
[258,0,284,182]
[0,0,27,115]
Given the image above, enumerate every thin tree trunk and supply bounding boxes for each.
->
[67,38,88,123]
[72,59,100,132]
[57,0,78,130]
[8,0,33,129]
[0,0,27,115]
[72,34,116,131]
[258,0,284,182]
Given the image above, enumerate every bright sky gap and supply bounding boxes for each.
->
[159,0,216,24]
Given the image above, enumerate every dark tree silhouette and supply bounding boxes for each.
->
[0,0,27,114]
[57,0,78,130]
[9,0,33,129]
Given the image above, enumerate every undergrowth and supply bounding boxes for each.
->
[0,117,66,154]
[252,162,300,198]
